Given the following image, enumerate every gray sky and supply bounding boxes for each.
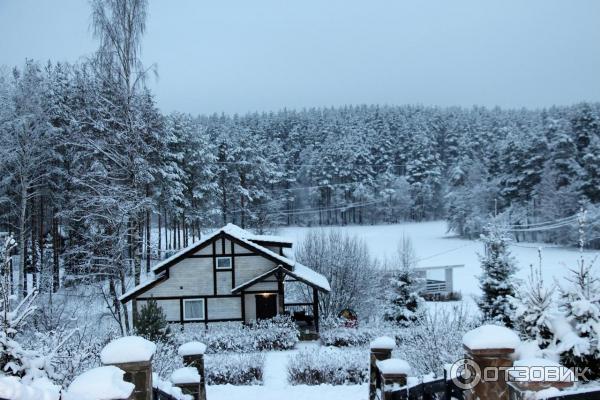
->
[1,0,599,115]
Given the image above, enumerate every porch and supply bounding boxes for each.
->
[231,264,329,335]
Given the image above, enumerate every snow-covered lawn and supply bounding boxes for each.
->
[207,342,367,400]
[279,221,596,297]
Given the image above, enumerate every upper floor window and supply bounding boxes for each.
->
[216,256,232,269]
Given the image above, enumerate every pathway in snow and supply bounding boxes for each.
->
[207,342,367,400]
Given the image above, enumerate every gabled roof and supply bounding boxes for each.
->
[119,224,330,303]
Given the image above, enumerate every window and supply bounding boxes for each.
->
[183,299,205,321]
[216,256,232,270]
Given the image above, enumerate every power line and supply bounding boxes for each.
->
[214,160,403,169]
[506,214,578,228]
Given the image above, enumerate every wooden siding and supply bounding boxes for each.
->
[136,299,180,322]
[207,297,241,320]
[144,258,213,297]
[234,255,277,287]
[244,281,278,292]
[216,271,232,295]
[233,243,252,254]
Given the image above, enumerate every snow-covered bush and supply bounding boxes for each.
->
[320,318,397,347]
[396,304,477,376]
[177,316,298,353]
[287,347,368,385]
[205,353,264,385]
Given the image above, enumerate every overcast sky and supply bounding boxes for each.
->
[1,0,599,115]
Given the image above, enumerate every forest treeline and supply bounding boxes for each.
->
[1,58,600,304]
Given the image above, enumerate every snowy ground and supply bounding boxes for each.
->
[207,342,367,400]
[279,221,597,297]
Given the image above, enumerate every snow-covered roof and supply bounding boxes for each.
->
[120,224,330,302]
[100,336,156,364]
[221,223,294,245]
[462,325,520,351]
[63,366,134,400]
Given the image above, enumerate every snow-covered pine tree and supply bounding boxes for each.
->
[383,235,425,326]
[477,220,518,327]
[557,255,600,378]
[134,298,170,343]
[513,250,555,349]
[557,213,600,377]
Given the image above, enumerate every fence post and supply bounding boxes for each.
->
[506,358,575,400]
[377,359,410,400]
[462,325,520,400]
[179,341,207,400]
[369,336,396,400]
[100,336,157,400]
[63,365,135,400]
[171,367,201,400]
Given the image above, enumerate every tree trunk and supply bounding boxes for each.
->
[145,208,151,273]
[52,212,60,292]
[157,212,162,259]
[18,180,27,300]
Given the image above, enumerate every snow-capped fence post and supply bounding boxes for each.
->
[170,367,201,400]
[100,336,157,400]
[369,336,396,400]
[506,359,575,399]
[178,342,207,400]
[462,325,520,400]
[377,359,410,400]
[62,366,136,400]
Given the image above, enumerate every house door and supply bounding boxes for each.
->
[255,294,277,320]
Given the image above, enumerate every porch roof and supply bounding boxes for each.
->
[231,264,331,294]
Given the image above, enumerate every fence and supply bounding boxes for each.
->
[369,326,600,400]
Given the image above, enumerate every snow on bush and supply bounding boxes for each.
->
[320,318,397,347]
[0,376,60,400]
[177,315,299,353]
[205,352,264,385]
[287,347,368,385]
[396,304,477,376]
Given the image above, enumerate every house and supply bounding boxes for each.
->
[120,224,330,333]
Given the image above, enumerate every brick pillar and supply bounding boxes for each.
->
[369,336,396,400]
[105,360,153,400]
[179,342,207,400]
[171,367,201,400]
[377,359,410,400]
[464,347,514,400]
[462,325,520,400]
[100,336,156,400]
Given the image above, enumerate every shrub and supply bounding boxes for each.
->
[205,353,264,385]
[396,304,477,376]
[288,347,368,385]
[320,318,397,347]
[176,315,299,353]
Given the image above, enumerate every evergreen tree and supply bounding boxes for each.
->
[134,298,170,343]
[383,235,425,326]
[513,251,555,349]
[477,221,518,327]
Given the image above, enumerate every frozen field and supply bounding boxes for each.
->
[278,221,598,297]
